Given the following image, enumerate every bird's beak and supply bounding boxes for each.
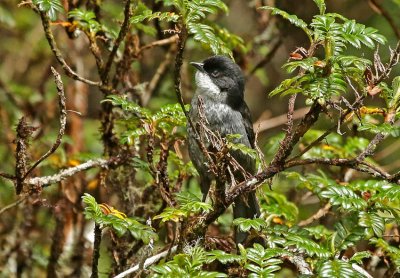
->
[190,62,204,72]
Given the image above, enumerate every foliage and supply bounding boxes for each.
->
[82,193,158,244]
[33,0,63,20]
[265,4,386,104]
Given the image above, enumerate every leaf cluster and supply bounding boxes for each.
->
[82,193,158,244]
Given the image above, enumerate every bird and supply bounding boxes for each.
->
[187,55,261,244]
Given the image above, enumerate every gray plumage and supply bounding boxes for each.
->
[187,55,260,244]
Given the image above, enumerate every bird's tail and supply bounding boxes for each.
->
[233,191,261,245]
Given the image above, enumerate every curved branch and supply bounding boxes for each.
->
[23,67,67,180]
[113,246,178,278]
[27,157,121,187]
[38,11,101,86]
[101,0,133,83]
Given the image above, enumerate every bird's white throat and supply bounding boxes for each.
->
[195,71,220,96]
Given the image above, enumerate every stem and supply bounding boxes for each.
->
[91,223,102,278]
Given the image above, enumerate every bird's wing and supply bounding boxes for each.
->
[239,103,255,149]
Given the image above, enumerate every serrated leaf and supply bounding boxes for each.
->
[313,0,326,14]
[285,234,330,258]
[205,250,241,264]
[153,207,187,222]
[318,260,356,278]
[358,211,385,237]
[259,6,312,41]
[33,0,64,20]
[233,218,267,232]
[320,185,367,211]
[350,251,371,264]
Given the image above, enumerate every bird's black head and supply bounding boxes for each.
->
[191,55,245,103]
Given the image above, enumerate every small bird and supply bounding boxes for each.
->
[187,55,260,244]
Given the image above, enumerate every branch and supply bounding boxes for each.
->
[142,45,176,106]
[298,203,332,227]
[284,253,313,275]
[0,172,15,180]
[0,197,26,216]
[246,38,282,78]
[174,23,189,119]
[253,107,309,132]
[90,224,102,278]
[15,117,35,194]
[373,41,400,85]
[368,0,400,39]
[138,35,179,54]
[38,10,101,86]
[23,67,67,180]
[285,158,399,184]
[288,96,365,162]
[26,157,121,187]
[101,0,133,83]
[113,245,177,278]
[269,101,322,171]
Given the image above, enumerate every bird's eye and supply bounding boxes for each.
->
[210,70,220,77]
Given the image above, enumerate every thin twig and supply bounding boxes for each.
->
[101,0,133,83]
[253,107,309,132]
[23,67,67,179]
[26,157,121,187]
[174,23,189,119]
[374,41,400,85]
[246,38,282,78]
[0,172,15,180]
[298,203,332,227]
[368,0,400,39]
[113,245,178,278]
[38,11,101,86]
[142,45,176,106]
[88,35,104,75]
[138,35,179,54]
[288,96,364,162]
[0,197,26,215]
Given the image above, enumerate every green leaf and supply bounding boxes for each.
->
[187,22,231,55]
[82,194,157,243]
[68,9,101,32]
[342,20,386,49]
[33,0,64,20]
[175,191,213,214]
[358,122,400,137]
[104,95,151,119]
[318,260,356,278]
[333,219,365,251]
[358,211,385,237]
[130,2,179,24]
[350,251,371,264]
[233,218,267,232]
[153,207,187,222]
[205,250,241,264]
[259,6,312,41]
[244,244,283,276]
[304,225,333,240]
[82,193,103,221]
[313,0,326,14]
[261,191,299,223]
[284,234,330,258]
[370,238,400,269]
[320,185,368,211]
